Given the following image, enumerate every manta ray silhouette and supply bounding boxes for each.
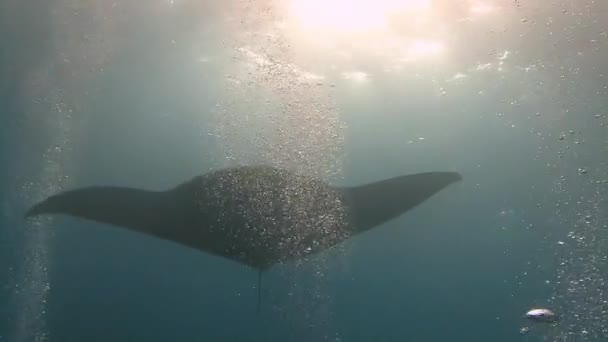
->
[25,165,461,309]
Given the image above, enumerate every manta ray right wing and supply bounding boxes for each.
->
[338,172,462,234]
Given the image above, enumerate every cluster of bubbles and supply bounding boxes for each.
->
[196,166,350,268]
[547,179,608,340]
[207,1,348,340]
[6,0,114,338]
[539,113,608,341]
[11,89,75,342]
[211,0,346,180]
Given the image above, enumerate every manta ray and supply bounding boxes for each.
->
[25,165,461,309]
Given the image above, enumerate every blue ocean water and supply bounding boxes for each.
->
[1,0,607,341]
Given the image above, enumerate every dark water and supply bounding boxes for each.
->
[1,0,607,341]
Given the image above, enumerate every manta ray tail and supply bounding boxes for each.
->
[257,269,263,313]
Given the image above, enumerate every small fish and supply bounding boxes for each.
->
[525,308,557,323]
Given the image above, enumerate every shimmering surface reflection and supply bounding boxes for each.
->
[283,0,507,78]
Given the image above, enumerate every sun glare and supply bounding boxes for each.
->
[289,0,431,33]
[407,39,445,58]
[469,2,498,14]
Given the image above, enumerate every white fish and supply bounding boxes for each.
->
[525,308,557,323]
